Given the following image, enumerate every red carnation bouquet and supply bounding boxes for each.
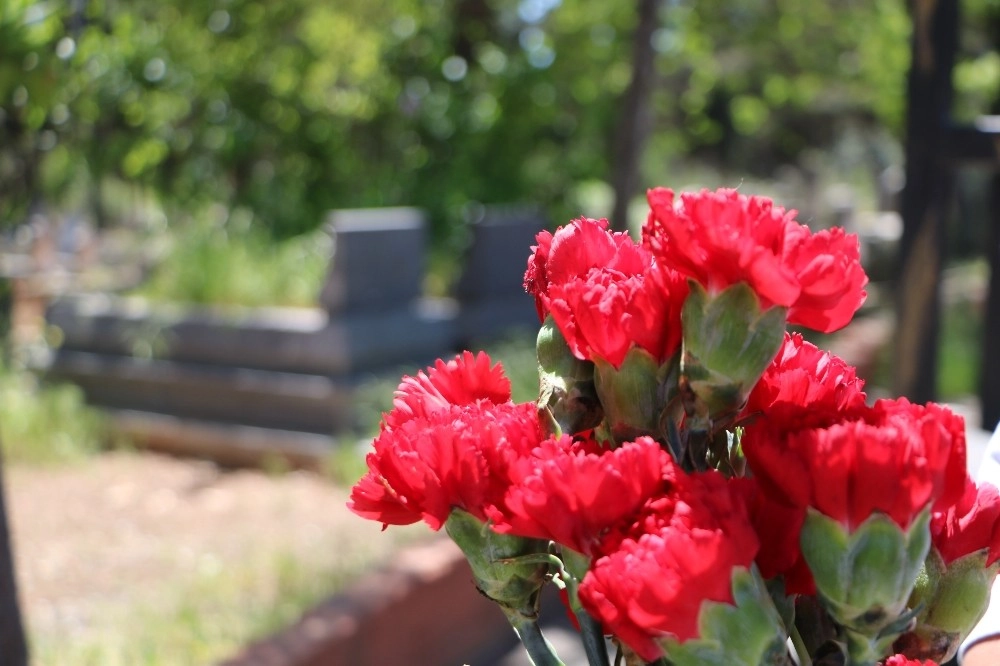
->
[348,188,999,666]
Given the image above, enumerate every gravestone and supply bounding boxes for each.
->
[454,206,547,343]
[319,207,425,314]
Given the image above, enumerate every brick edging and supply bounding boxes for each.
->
[220,537,512,666]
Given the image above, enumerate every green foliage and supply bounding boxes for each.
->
[0,366,109,464]
[4,0,1000,241]
[132,211,331,307]
[480,332,543,404]
[645,0,912,171]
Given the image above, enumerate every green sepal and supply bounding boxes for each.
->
[593,348,676,445]
[444,508,550,621]
[536,316,603,436]
[657,566,789,666]
[799,508,931,653]
[679,281,786,428]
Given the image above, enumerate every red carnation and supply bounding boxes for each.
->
[643,188,867,333]
[806,417,940,530]
[578,469,758,661]
[784,223,870,332]
[931,477,1000,566]
[523,217,688,368]
[882,655,938,666]
[383,351,511,430]
[524,229,554,321]
[488,436,674,555]
[526,217,634,320]
[743,332,867,432]
[869,399,968,513]
[348,400,544,530]
[732,477,813,594]
[743,399,967,531]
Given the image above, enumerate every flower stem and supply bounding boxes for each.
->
[574,609,611,666]
[788,622,812,666]
[505,610,567,666]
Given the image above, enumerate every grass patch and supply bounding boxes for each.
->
[31,533,425,666]
[0,366,110,465]
[133,216,330,308]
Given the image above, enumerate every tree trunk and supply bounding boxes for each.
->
[0,445,28,666]
[609,0,662,234]
[892,0,958,404]
[0,278,11,362]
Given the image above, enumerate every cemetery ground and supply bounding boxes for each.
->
[6,449,429,665]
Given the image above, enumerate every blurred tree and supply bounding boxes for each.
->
[2,0,998,244]
[0,0,73,225]
[644,0,912,175]
[2,0,634,239]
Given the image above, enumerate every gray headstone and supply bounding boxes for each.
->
[455,206,547,302]
[320,207,426,314]
[454,206,547,341]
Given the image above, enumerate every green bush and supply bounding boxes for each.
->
[0,367,109,465]
[133,214,331,307]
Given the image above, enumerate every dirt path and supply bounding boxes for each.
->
[4,451,423,663]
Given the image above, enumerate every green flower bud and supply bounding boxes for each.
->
[895,547,1000,663]
[679,281,786,429]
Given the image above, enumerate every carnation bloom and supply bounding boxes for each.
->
[731,476,813,595]
[488,436,675,556]
[383,350,511,430]
[931,477,1000,566]
[348,352,543,530]
[523,228,554,320]
[882,655,938,666]
[743,399,967,531]
[743,332,867,432]
[349,400,543,530]
[872,399,968,513]
[523,217,688,368]
[578,469,759,661]
[643,187,868,333]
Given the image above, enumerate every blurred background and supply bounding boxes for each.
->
[1,0,999,664]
